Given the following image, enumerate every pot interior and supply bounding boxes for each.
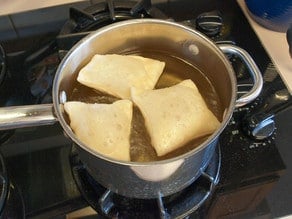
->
[55,19,236,162]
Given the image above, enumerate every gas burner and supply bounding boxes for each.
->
[0,130,14,145]
[70,146,220,218]
[57,0,167,52]
[0,152,8,216]
[0,152,25,218]
[66,0,167,33]
[0,181,25,219]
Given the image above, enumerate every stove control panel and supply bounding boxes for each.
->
[242,112,275,140]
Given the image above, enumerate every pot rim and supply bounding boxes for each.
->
[53,18,237,166]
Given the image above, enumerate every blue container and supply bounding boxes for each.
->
[245,0,292,32]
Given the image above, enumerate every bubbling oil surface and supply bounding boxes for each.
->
[68,51,222,162]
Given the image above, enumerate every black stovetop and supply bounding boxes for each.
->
[0,0,288,218]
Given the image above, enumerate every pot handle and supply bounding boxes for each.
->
[218,44,263,107]
[0,104,57,131]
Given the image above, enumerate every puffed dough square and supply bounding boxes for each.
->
[131,79,220,156]
[64,100,133,162]
[77,54,165,99]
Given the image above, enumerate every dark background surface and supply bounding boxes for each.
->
[0,0,291,218]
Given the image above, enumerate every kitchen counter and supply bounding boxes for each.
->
[237,0,292,94]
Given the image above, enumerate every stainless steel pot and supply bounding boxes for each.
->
[0,19,263,199]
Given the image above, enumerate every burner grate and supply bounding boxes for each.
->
[57,0,167,52]
[70,146,221,219]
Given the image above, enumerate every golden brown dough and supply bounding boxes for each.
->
[131,79,220,156]
[77,54,165,99]
[64,100,133,161]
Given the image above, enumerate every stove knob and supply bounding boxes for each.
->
[243,112,275,140]
[196,11,223,37]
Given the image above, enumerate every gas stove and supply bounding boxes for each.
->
[0,0,289,218]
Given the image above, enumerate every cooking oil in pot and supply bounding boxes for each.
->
[67,51,222,162]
